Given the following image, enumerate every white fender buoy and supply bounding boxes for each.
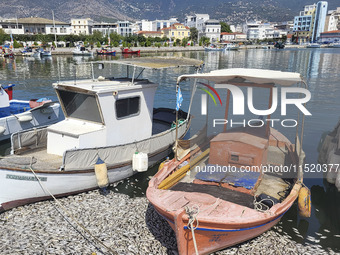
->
[336,171,340,192]
[17,113,33,122]
[0,126,5,135]
[94,157,109,188]
[132,152,148,172]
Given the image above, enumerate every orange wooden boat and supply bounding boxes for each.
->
[147,68,311,255]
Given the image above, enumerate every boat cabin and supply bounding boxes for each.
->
[47,77,157,156]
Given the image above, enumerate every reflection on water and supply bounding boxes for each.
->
[0,48,340,251]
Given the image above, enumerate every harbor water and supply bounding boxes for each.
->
[0,48,340,253]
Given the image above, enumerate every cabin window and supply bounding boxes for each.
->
[116,97,140,119]
[57,90,103,123]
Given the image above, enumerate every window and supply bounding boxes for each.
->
[50,28,53,33]
[57,90,103,123]
[115,97,140,119]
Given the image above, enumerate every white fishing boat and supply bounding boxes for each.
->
[223,43,239,51]
[306,43,321,48]
[0,57,203,212]
[0,84,63,142]
[72,45,93,56]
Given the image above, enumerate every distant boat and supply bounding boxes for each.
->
[96,48,116,56]
[224,43,239,51]
[306,43,321,48]
[73,46,93,56]
[274,41,285,49]
[121,48,140,54]
[204,44,224,51]
[0,84,63,142]
[329,42,340,48]
[34,48,52,57]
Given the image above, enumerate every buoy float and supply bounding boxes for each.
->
[298,186,311,217]
[17,113,33,122]
[94,157,109,188]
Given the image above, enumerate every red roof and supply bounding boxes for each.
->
[137,31,161,34]
[321,30,340,34]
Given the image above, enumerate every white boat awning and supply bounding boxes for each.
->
[177,68,304,87]
[94,57,204,69]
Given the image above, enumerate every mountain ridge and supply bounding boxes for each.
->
[0,0,338,25]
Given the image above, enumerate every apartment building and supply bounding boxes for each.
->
[71,18,93,35]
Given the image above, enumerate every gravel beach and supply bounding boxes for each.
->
[0,184,338,255]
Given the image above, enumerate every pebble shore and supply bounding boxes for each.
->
[0,187,338,255]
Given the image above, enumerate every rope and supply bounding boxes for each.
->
[28,157,118,255]
[185,205,199,255]
[253,196,275,213]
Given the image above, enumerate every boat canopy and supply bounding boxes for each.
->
[95,57,204,69]
[177,68,304,87]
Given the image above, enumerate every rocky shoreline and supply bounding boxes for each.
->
[0,188,337,255]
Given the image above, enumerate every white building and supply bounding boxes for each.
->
[0,17,70,35]
[151,18,178,31]
[185,14,210,32]
[326,7,340,32]
[92,22,117,36]
[243,21,287,41]
[312,1,328,42]
[117,21,132,36]
[200,19,221,43]
[0,19,24,35]
[71,18,93,35]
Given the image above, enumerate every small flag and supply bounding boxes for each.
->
[176,87,183,111]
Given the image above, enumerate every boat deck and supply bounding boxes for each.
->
[160,139,294,214]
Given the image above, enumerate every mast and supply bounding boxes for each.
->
[52,11,57,48]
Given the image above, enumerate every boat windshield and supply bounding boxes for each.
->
[57,89,103,123]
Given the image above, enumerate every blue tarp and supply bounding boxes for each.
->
[195,165,260,190]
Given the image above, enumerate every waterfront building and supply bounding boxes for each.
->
[161,23,190,40]
[326,7,340,32]
[71,18,93,35]
[0,19,24,34]
[293,2,328,44]
[92,22,117,36]
[151,18,178,31]
[184,14,210,32]
[117,21,133,36]
[293,4,316,43]
[312,1,328,42]
[319,30,340,43]
[200,19,221,43]
[0,17,70,35]
[220,32,246,43]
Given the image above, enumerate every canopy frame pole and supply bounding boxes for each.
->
[223,90,231,132]
[186,78,197,121]
[175,83,179,160]
[266,87,273,137]
[135,68,145,80]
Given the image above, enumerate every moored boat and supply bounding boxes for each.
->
[121,48,140,54]
[147,68,311,254]
[96,48,116,56]
[73,46,94,56]
[0,57,203,212]
[306,43,321,48]
[0,84,63,142]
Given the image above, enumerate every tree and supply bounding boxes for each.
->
[220,22,232,33]
[189,27,198,42]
